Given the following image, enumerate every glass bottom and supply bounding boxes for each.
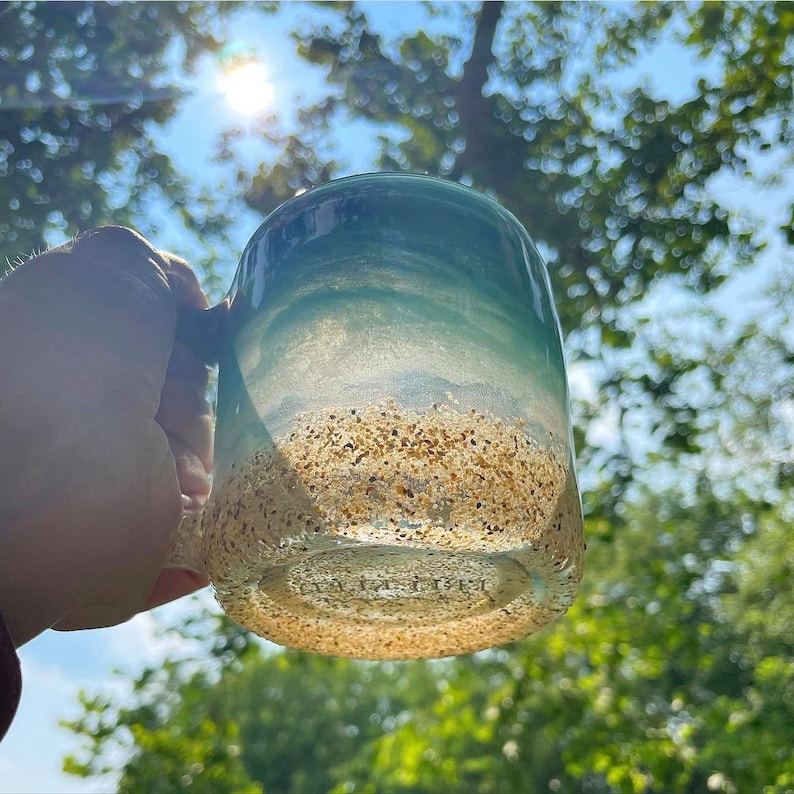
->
[215,540,579,659]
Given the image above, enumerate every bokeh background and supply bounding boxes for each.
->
[1,2,792,792]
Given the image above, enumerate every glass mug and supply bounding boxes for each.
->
[170,173,584,660]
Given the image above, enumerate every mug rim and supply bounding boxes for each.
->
[246,171,516,244]
[236,171,532,287]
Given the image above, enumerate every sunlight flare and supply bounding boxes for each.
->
[219,60,274,116]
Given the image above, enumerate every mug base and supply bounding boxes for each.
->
[215,539,580,659]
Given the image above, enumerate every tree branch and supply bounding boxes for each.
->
[451,0,504,181]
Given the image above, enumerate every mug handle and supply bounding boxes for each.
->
[175,300,229,365]
[165,301,229,573]
[167,509,205,573]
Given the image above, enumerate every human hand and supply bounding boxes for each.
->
[0,227,215,646]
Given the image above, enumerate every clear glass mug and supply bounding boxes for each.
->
[170,173,584,659]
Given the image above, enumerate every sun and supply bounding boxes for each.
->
[219,61,274,116]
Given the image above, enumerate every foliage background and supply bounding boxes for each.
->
[1,1,793,792]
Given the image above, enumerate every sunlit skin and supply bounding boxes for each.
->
[219,61,274,116]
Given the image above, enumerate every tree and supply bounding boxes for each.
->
[51,1,794,791]
[0,0,234,271]
[63,609,447,794]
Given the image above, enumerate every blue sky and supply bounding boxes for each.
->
[1,3,791,792]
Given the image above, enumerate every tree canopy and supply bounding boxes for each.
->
[1,1,792,792]
[0,0,241,281]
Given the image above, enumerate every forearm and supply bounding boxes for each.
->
[0,609,21,742]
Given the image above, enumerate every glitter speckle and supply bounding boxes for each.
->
[200,400,584,659]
